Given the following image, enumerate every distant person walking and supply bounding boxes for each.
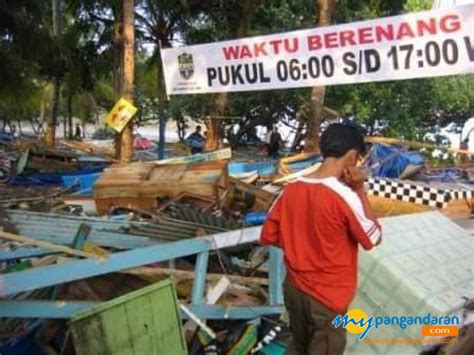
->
[11,124,19,139]
[263,126,272,154]
[268,127,282,159]
[292,126,305,152]
[458,138,469,165]
[186,125,206,154]
[74,123,82,140]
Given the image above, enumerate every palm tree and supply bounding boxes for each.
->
[45,0,63,147]
[120,0,135,163]
[206,0,258,151]
[304,0,338,153]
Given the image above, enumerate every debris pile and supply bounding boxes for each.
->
[0,136,473,354]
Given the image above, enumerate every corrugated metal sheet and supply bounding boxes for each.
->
[167,205,240,230]
[1,211,158,249]
[1,209,240,249]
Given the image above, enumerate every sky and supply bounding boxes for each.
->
[433,0,474,8]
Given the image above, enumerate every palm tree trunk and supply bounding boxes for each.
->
[206,0,257,151]
[305,85,325,153]
[156,44,167,160]
[304,0,338,153]
[120,0,135,163]
[63,111,67,138]
[206,95,227,151]
[113,2,124,159]
[67,94,73,139]
[46,0,62,148]
[47,75,60,147]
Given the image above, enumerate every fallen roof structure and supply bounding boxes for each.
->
[347,211,474,354]
[1,211,472,354]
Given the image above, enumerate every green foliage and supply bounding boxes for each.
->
[404,0,431,12]
[0,0,472,142]
[326,1,474,138]
[429,75,474,114]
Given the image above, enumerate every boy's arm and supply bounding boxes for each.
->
[355,189,382,246]
[260,194,283,247]
[343,167,382,249]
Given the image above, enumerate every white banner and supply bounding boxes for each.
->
[162,5,474,95]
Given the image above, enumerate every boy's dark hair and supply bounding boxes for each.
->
[319,123,366,158]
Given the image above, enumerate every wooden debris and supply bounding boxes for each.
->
[93,161,229,213]
[62,140,118,162]
[279,152,319,174]
[228,177,275,211]
[230,171,259,184]
[156,192,218,214]
[206,277,231,304]
[184,276,231,333]
[153,148,231,165]
[62,195,97,214]
[119,266,269,286]
[179,304,216,339]
[27,145,79,172]
[83,242,109,258]
[0,185,76,206]
[368,195,433,217]
[0,231,103,260]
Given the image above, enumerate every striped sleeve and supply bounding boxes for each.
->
[344,204,381,250]
[321,179,381,250]
[260,192,283,247]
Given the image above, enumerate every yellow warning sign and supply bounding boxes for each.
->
[105,98,138,133]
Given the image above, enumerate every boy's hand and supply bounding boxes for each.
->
[343,167,366,192]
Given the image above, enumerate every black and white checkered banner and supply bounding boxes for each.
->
[367,178,474,209]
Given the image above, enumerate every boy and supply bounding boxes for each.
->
[260,123,382,355]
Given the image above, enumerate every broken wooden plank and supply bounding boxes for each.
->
[0,247,55,261]
[0,186,76,205]
[180,304,216,339]
[191,251,209,305]
[279,152,319,174]
[61,140,118,162]
[118,267,269,286]
[0,300,95,318]
[72,224,92,251]
[0,300,284,320]
[0,231,102,260]
[153,148,231,165]
[228,177,275,211]
[206,277,231,304]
